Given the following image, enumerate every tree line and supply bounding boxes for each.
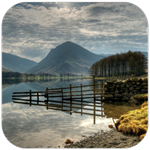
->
[89,51,147,77]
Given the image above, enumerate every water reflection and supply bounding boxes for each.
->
[2,78,140,148]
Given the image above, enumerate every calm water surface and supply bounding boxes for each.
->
[2,78,140,148]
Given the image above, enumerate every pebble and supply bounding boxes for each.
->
[64,128,141,148]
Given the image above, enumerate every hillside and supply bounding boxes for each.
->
[27,41,105,75]
[2,52,37,73]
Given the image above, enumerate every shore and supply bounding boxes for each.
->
[64,128,141,148]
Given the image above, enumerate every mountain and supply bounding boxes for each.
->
[2,52,37,73]
[27,41,105,75]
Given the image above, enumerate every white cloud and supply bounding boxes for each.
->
[2,2,148,62]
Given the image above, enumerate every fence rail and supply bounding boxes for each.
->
[12,78,104,124]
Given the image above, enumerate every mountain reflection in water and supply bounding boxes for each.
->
[2,79,140,148]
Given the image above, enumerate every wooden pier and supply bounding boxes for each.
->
[12,79,104,124]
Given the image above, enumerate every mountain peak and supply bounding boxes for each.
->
[27,42,105,75]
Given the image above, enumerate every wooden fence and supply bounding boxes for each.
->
[12,79,104,124]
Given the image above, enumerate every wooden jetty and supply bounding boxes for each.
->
[12,78,105,124]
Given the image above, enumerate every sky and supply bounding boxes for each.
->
[2,2,148,62]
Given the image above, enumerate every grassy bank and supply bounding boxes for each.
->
[115,100,148,140]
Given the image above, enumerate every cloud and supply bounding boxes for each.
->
[2,2,148,62]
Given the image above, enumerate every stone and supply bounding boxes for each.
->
[127,93,132,98]
[115,90,119,94]
[121,84,125,88]
[135,87,141,90]
[107,81,115,84]
[103,94,113,98]
[141,89,148,93]
[122,92,128,96]
[115,81,122,85]
[108,125,113,128]
[129,87,134,91]
[116,85,120,88]
[65,139,74,144]
[143,86,148,89]
[114,94,123,98]
[141,82,147,86]
[131,78,138,82]
[122,96,128,101]
[138,78,143,82]
[126,84,129,88]
[124,89,129,93]
[136,82,140,85]
[104,88,109,92]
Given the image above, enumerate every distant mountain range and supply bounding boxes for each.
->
[2,52,37,73]
[2,42,148,75]
[27,41,106,75]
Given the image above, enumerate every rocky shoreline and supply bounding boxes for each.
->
[64,128,141,148]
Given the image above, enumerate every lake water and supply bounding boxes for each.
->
[2,78,140,148]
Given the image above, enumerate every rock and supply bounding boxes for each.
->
[141,82,147,86]
[104,88,109,92]
[129,87,134,91]
[115,94,123,98]
[108,124,113,128]
[107,81,115,84]
[103,94,113,98]
[136,82,140,85]
[131,78,138,82]
[122,92,128,96]
[115,81,122,85]
[65,139,74,144]
[122,96,128,101]
[121,84,125,88]
[135,87,141,90]
[141,89,147,93]
[143,86,148,89]
[116,85,120,88]
[115,90,119,94]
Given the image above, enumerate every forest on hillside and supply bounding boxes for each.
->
[89,51,147,77]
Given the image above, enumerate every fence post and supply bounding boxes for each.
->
[37,92,39,105]
[81,84,83,116]
[101,81,103,100]
[70,84,72,115]
[46,87,48,110]
[93,76,96,97]
[29,90,31,106]
[61,87,63,110]
[93,76,96,124]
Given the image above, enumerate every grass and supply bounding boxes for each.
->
[134,94,148,101]
[115,101,148,140]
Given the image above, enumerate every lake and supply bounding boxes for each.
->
[2,78,140,148]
